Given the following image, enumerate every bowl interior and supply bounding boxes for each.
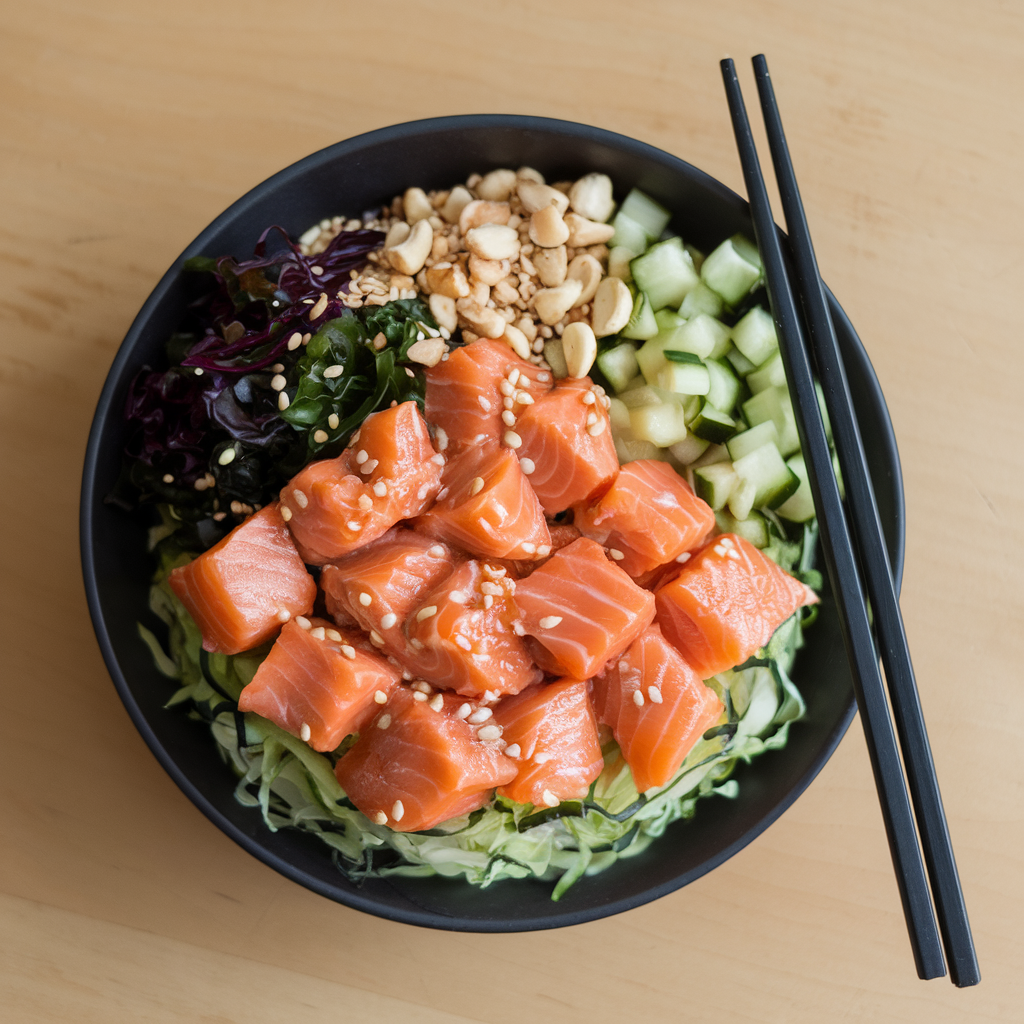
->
[81,115,904,932]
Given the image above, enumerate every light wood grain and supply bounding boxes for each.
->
[1,0,1021,1020]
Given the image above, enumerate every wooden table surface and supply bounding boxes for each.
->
[2,1,1021,1020]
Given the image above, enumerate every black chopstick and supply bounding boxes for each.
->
[751,54,980,988]
[719,58,947,981]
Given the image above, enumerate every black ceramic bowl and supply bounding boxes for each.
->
[81,114,903,932]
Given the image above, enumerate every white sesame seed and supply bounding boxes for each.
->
[271,374,287,391]
[516,392,534,405]
[713,545,727,556]
[676,552,692,563]
[507,368,520,386]
[278,392,290,411]
[478,395,492,412]
[521,542,537,555]
[720,537,734,548]
[537,371,550,383]
[280,505,292,521]
[401,670,413,681]
[470,476,485,496]
[162,473,174,484]
[355,449,368,464]
[505,743,521,758]
[587,418,607,437]
[430,454,445,465]
[586,412,598,427]
[539,615,563,629]
[360,459,378,475]
[410,638,425,650]
[477,725,503,741]
[377,714,392,730]
[347,520,362,531]
[534,752,552,764]
[536,545,551,557]
[728,549,741,560]
[449,590,467,604]
[373,481,388,497]
[456,703,472,719]
[413,691,428,702]
[276,608,291,623]
[483,595,494,609]
[633,690,645,707]
[194,367,203,375]
[310,626,326,640]
[482,564,506,578]
[601,395,611,408]
[518,376,532,389]
[503,396,514,410]
[328,413,340,429]
[358,494,373,510]
[648,686,663,704]
[499,381,514,397]
[412,681,433,694]
[359,592,372,606]
[429,693,444,712]
[313,429,329,443]
[287,332,302,351]
[435,427,448,451]
[520,458,536,475]
[292,488,308,509]
[369,630,384,645]
[542,790,559,807]
[504,430,522,449]
[609,548,625,560]
[217,447,236,466]
[512,621,525,636]
[373,811,388,825]
[454,634,472,650]
[501,411,516,426]
[300,723,311,742]
[340,645,356,659]
[428,545,445,558]
[416,605,438,622]
[418,485,430,501]
[326,629,342,642]
[295,616,311,630]
[391,799,405,821]
[467,708,493,724]
[582,391,596,405]
[480,582,502,596]
[380,612,397,630]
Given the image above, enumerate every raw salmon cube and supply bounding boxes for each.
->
[655,533,818,678]
[416,440,551,561]
[281,401,441,564]
[424,339,553,452]
[168,503,315,655]
[492,680,605,806]
[319,529,459,660]
[238,617,401,751]
[334,686,517,832]
[514,377,619,514]
[404,560,541,697]
[575,460,715,577]
[591,625,724,792]
[513,537,656,679]
[510,522,582,578]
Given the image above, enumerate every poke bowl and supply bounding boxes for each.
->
[80,114,904,931]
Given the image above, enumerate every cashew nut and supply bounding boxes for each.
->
[458,199,511,235]
[476,168,518,201]
[532,245,567,287]
[529,205,570,248]
[384,221,411,249]
[517,166,545,184]
[591,276,633,337]
[403,187,434,224]
[457,298,507,339]
[441,185,474,225]
[465,223,520,261]
[405,337,447,367]
[561,321,598,379]
[566,254,603,307]
[564,213,616,247]
[426,261,470,299]
[387,219,433,276]
[517,179,570,216]
[568,173,616,223]
[502,323,531,360]
[467,254,510,286]
[533,278,583,325]
[428,293,458,333]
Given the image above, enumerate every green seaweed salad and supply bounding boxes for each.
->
[124,225,822,900]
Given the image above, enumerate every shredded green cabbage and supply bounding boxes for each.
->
[140,518,817,899]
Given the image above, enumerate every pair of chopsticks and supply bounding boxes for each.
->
[720,56,979,986]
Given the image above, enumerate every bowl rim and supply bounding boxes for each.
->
[80,113,905,931]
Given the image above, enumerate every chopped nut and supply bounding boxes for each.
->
[429,292,458,333]
[477,168,518,201]
[492,277,519,305]
[469,278,490,306]
[459,199,511,235]
[425,261,470,298]
[441,185,474,224]
[533,278,583,325]
[561,321,598,378]
[567,173,616,222]
[532,245,567,287]
[514,316,537,342]
[529,205,570,248]
[564,212,616,247]
[467,254,510,286]
[566,253,603,307]
[406,337,447,367]
[516,166,545,184]
[388,219,433,276]
[465,223,520,261]
[502,323,531,359]
[430,233,449,261]
[517,179,570,216]
[457,298,506,339]
[591,275,634,337]
[403,187,433,224]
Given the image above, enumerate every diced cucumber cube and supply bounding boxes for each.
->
[657,352,711,396]
[621,290,659,340]
[597,342,640,393]
[684,244,705,275]
[618,384,663,409]
[668,433,710,465]
[733,441,801,509]
[746,350,787,394]
[607,246,637,283]
[705,358,740,413]
[654,308,684,333]
[732,307,778,366]
[726,345,757,376]
[701,237,761,305]
[614,435,667,464]
[727,475,758,520]
[689,402,737,443]
[543,338,568,378]
[690,442,731,468]
[619,188,672,240]
[694,462,738,511]
[629,401,689,446]
[609,211,648,254]
[678,279,724,319]
[607,396,632,434]
[742,385,800,456]
[727,420,780,461]
[716,509,770,548]
[730,234,763,272]
[776,453,815,522]
[629,237,699,310]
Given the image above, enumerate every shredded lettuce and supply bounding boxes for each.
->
[141,524,817,900]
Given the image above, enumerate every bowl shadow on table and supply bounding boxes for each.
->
[81,115,904,932]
